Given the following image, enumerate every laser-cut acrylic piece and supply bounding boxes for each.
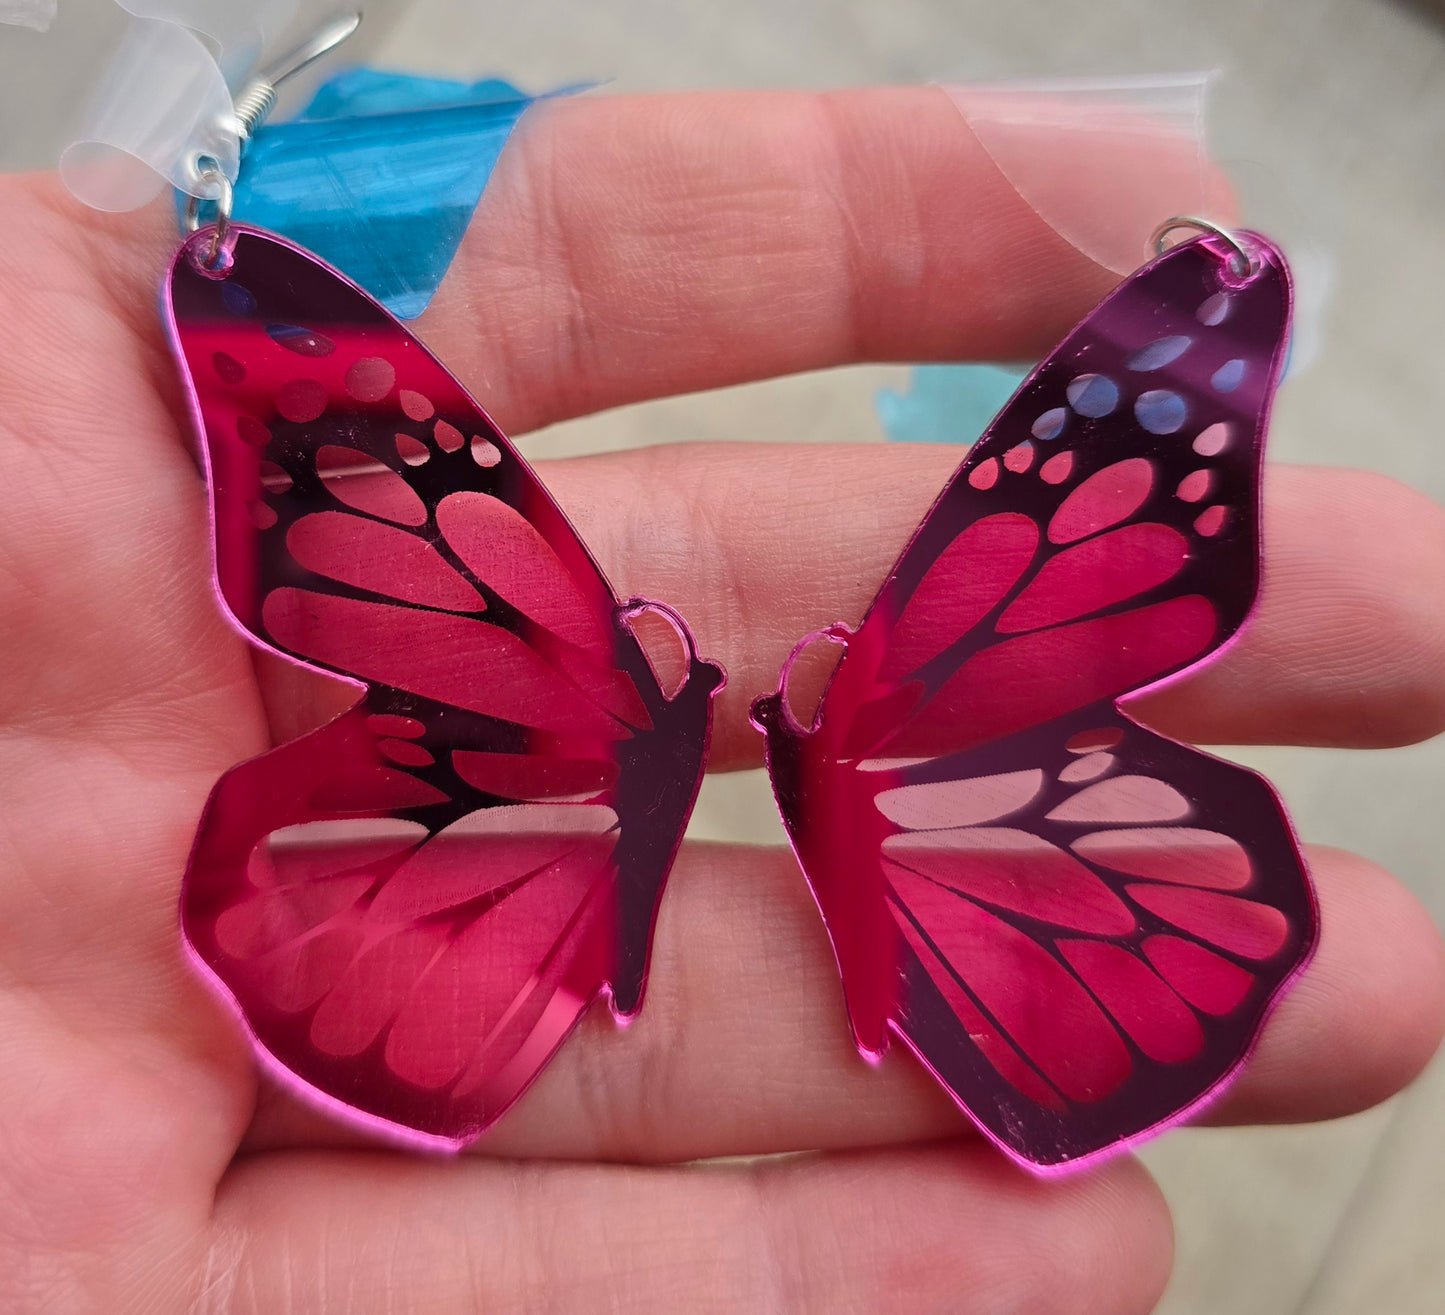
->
[752,232,1317,1173]
[231,70,543,319]
[168,226,723,1147]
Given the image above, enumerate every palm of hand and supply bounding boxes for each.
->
[2,90,1443,1314]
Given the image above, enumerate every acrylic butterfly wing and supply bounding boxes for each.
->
[168,227,722,1145]
[753,233,1317,1171]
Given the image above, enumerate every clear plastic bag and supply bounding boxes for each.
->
[945,73,1226,274]
[59,0,298,209]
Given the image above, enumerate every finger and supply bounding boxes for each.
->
[424,87,1152,432]
[24,86,1218,437]
[1203,846,1445,1126]
[525,446,1445,767]
[242,841,1445,1162]
[1131,465,1445,748]
[210,1145,1172,1315]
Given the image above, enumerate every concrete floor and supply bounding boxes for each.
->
[3,0,1444,1310]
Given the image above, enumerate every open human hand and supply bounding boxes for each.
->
[1,88,1442,1313]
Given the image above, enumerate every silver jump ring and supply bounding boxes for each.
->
[1150,216,1257,279]
[183,165,234,269]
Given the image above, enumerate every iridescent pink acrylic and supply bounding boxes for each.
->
[168,227,723,1147]
[752,230,1317,1173]
[170,220,1314,1175]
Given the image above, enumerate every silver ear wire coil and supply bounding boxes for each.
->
[234,11,362,152]
[232,81,280,146]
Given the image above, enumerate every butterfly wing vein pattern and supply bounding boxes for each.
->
[753,233,1317,1170]
[169,229,722,1146]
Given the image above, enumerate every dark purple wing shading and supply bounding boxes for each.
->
[873,706,1314,1166]
[752,232,1316,1171]
[168,227,722,1147]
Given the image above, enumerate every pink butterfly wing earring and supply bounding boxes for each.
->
[170,224,723,1146]
[752,223,1318,1173]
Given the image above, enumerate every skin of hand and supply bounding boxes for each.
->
[1,88,1443,1314]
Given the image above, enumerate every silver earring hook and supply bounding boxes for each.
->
[182,11,362,269]
[233,10,363,150]
[1150,216,1258,279]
